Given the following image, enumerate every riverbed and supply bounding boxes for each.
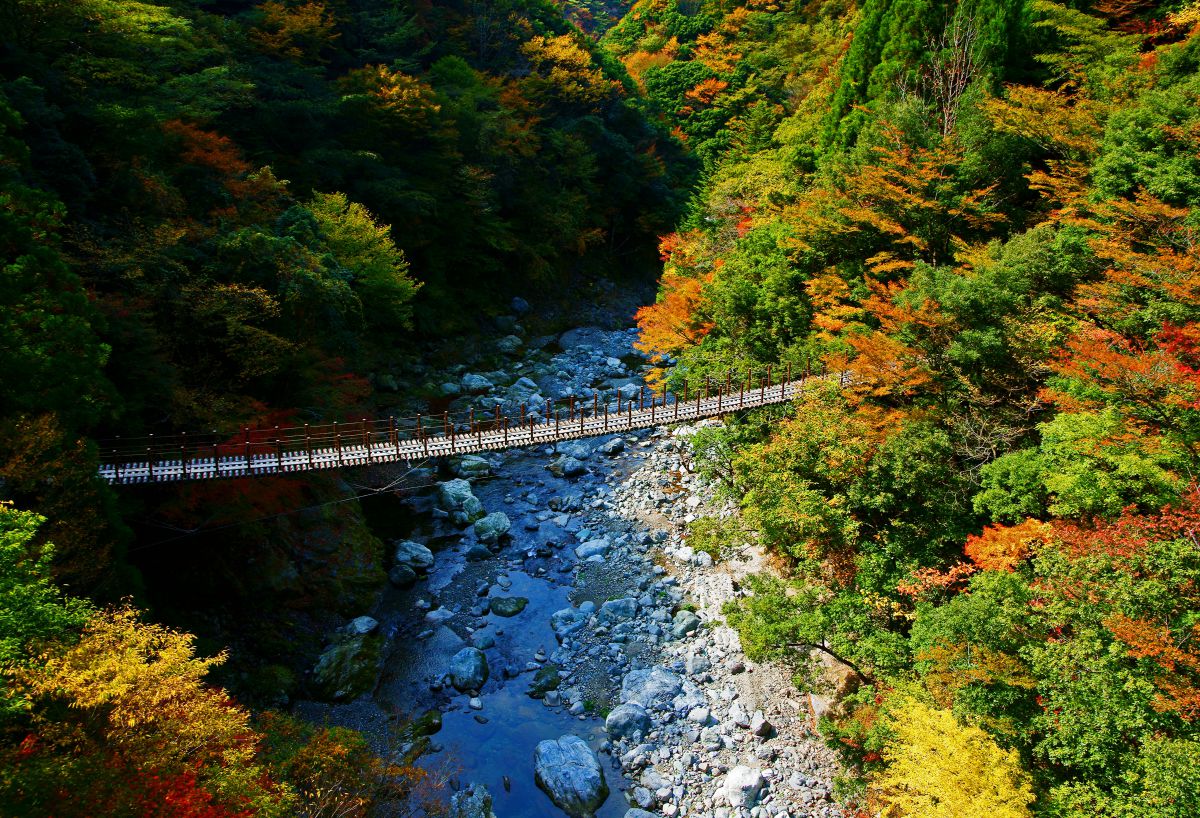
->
[296,323,841,818]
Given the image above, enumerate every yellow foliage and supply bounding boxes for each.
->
[983,84,1105,159]
[252,1,339,61]
[12,606,289,810]
[521,34,617,105]
[871,697,1035,818]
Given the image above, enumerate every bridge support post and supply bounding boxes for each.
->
[555,409,560,436]
[390,417,399,458]
[335,421,343,466]
[212,444,219,479]
[521,403,526,427]
[604,401,608,431]
[244,428,252,474]
[181,445,188,480]
[148,447,154,483]
[275,439,283,472]
[443,412,449,438]
[674,387,679,421]
[450,419,456,454]
[504,417,508,447]
[306,424,314,468]
[530,415,535,446]
[639,386,645,411]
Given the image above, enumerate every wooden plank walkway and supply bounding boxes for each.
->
[98,372,846,485]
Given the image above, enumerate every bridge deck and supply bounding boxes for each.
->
[99,374,842,485]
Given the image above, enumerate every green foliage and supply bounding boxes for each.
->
[305,191,420,331]
[978,410,1186,521]
[0,504,92,721]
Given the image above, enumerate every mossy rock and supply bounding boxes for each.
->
[311,633,383,701]
[490,596,528,617]
[528,663,562,699]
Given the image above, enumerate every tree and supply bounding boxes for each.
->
[0,503,91,721]
[870,696,1035,818]
[6,607,292,814]
[306,192,421,331]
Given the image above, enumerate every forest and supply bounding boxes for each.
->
[1,0,1198,815]
[628,0,1200,815]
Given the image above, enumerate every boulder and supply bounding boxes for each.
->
[511,296,531,314]
[489,596,528,618]
[548,456,588,478]
[449,647,489,692]
[450,784,498,818]
[598,598,637,624]
[617,383,640,401]
[496,335,523,355]
[393,540,435,572]
[604,703,651,742]
[437,479,486,526]
[574,539,610,560]
[440,382,462,397]
[533,735,609,818]
[454,455,492,479]
[599,438,625,456]
[528,663,562,699]
[559,441,592,460]
[723,766,765,809]
[729,701,750,728]
[474,512,511,545]
[389,564,418,587]
[670,610,701,638]
[625,809,657,818]
[551,607,589,641]
[465,544,493,562]
[751,710,773,737]
[312,633,381,701]
[620,667,683,710]
[461,373,494,394]
[345,616,378,636]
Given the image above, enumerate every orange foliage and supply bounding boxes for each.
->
[806,272,864,339]
[252,1,339,61]
[965,519,1054,572]
[1073,192,1200,324]
[844,331,934,402]
[163,121,251,178]
[634,270,714,364]
[1107,614,1200,721]
[897,562,977,599]
[685,78,729,105]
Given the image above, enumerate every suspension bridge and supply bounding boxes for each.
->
[98,365,844,486]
